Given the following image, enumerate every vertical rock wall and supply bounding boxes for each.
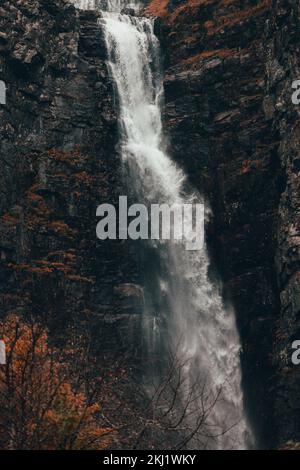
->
[146,0,300,448]
[0,0,142,355]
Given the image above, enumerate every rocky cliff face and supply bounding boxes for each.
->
[1,0,300,449]
[266,0,300,448]
[146,0,300,448]
[0,0,143,357]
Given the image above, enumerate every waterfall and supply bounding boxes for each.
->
[72,0,140,11]
[73,0,252,449]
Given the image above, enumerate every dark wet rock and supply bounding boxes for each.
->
[0,0,140,353]
[121,8,135,16]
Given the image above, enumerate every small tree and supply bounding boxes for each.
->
[0,314,115,450]
[99,349,235,450]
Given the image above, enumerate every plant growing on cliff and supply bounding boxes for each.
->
[0,315,115,450]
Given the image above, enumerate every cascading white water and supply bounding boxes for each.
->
[72,0,139,11]
[73,0,252,449]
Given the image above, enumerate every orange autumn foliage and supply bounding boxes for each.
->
[0,315,115,450]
